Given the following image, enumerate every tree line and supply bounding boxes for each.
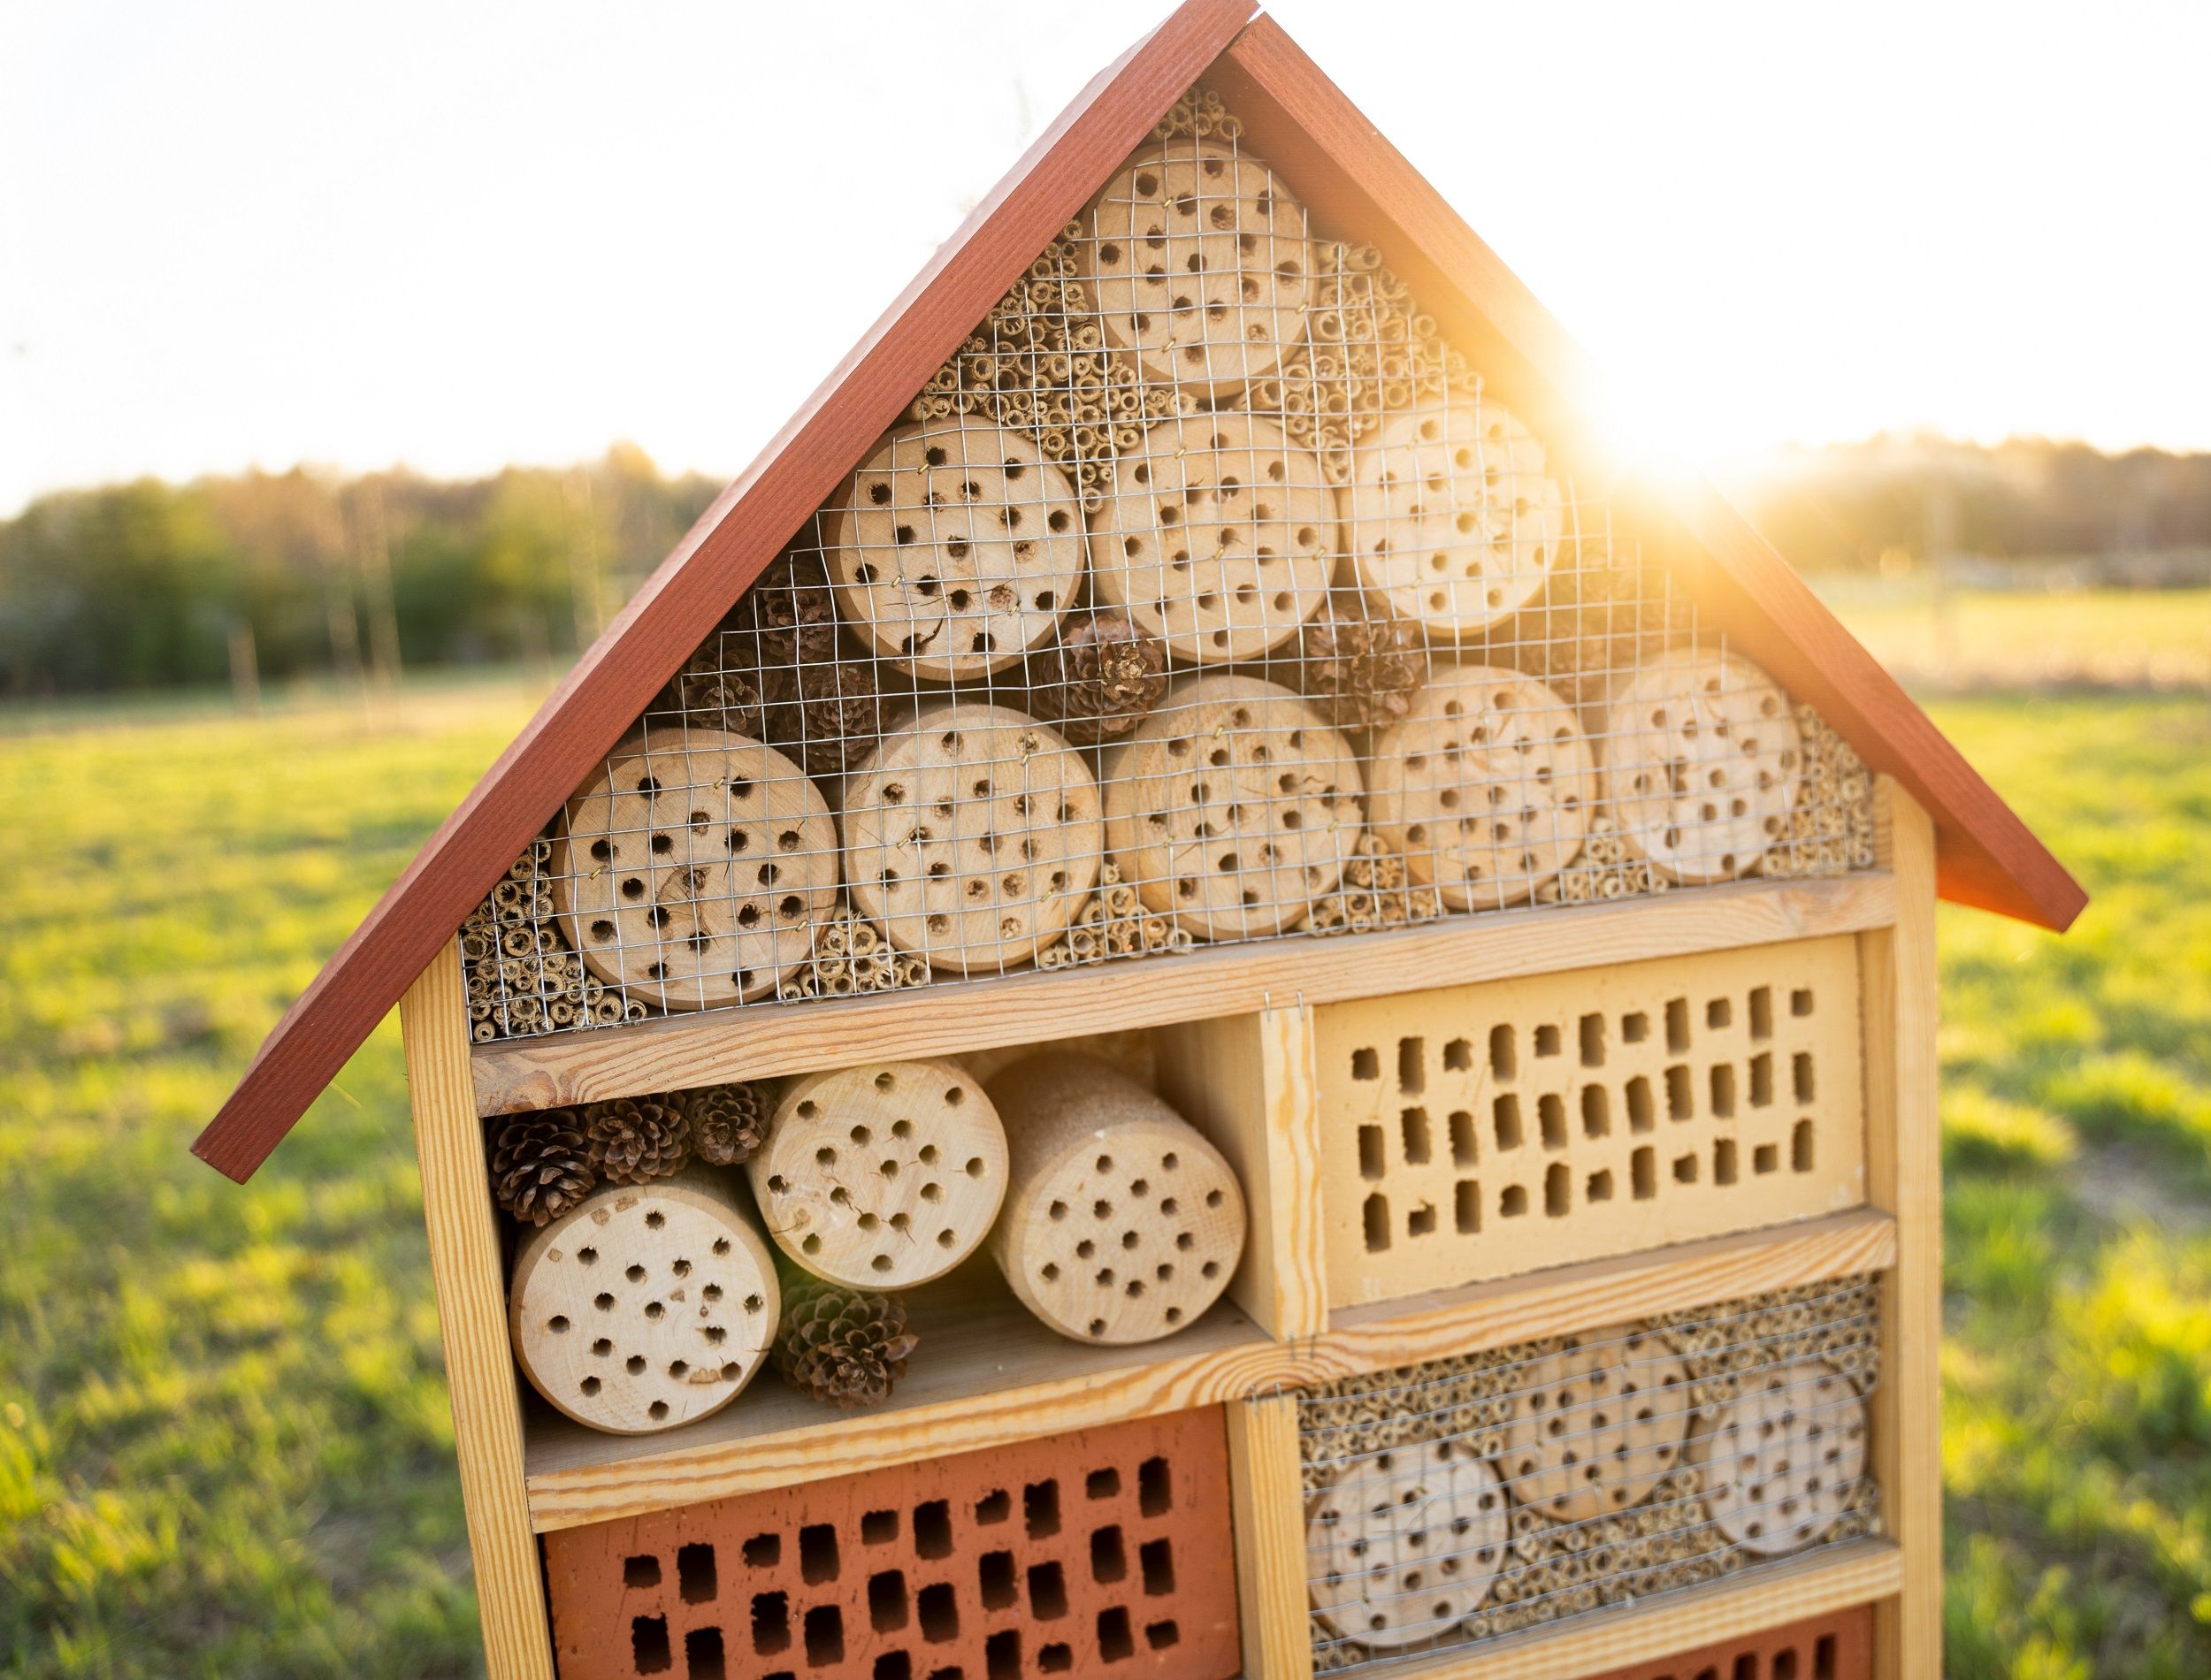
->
[2,435,2205,696]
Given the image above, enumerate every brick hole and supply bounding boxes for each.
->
[1815,1633,1839,1678]
[1794,1119,1817,1172]
[1587,1168,1613,1203]
[973,1489,1010,1525]
[677,1541,717,1604]
[1666,1065,1695,1120]
[1085,1468,1121,1500]
[1397,1035,1425,1095]
[1750,1051,1774,1107]
[1715,1137,1740,1186]
[685,1626,726,1680]
[804,1603,845,1666]
[1028,1560,1067,1619]
[1455,1180,1480,1233]
[1138,1456,1171,1516]
[1581,1085,1610,1138]
[1626,1075,1655,1133]
[1707,996,1733,1030]
[1500,1184,1527,1218]
[1357,1125,1386,1180]
[751,1591,790,1654]
[978,1550,1017,1609]
[868,1569,909,1631]
[1350,1046,1379,1081]
[744,1532,782,1568]
[1792,987,1816,1017]
[874,1655,911,1680]
[1674,1152,1699,1184]
[1775,1652,1799,1680]
[1621,1011,1649,1044]
[983,1630,1021,1680]
[1448,1110,1477,1165]
[1731,1661,1753,1680]
[1492,1094,1523,1150]
[1534,1024,1561,1058]
[1442,1037,1472,1072]
[799,1523,840,1584]
[1037,1645,1072,1673]
[624,1554,662,1591]
[1407,1203,1436,1237]
[1749,985,1774,1040]
[1362,1192,1390,1252]
[916,1582,959,1644]
[632,1614,673,1674]
[1710,1062,1736,1119]
[1090,1525,1127,1583]
[1139,1538,1175,1595]
[1023,1481,1060,1539]
[861,1510,898,1546]
[914,1499,953,1557]
[1794,1051,1817,1103]
[922,1669,962,1680]
[1579,1012,1605,1067]
[1144,1621,1180,1651]
[1756,1142,1780,1174]
[1544,1162,1571,1217]
[1400,1106,1431,1165]
[1098,1606,1135,1662]
[1633,1147,1656,1200]
[1537,1093,1566,1149]
[1665,997,1692,1052]
[1488,1024,1517,1081]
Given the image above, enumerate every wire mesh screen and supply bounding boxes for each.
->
[460,87,1876,1044]
[1296,1275,1884,1669]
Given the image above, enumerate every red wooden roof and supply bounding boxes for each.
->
[192,0,2083,1182]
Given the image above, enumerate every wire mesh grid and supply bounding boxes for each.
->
[460,87,1877,1043]
[1295,1274,1884,1669]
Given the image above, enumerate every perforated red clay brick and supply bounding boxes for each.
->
[1584,1604,1875,1680]
[543,1407,1240,1680]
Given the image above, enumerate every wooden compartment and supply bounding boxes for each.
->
[1311,937,1867,1307]
[542,1406,1242,1680]
[1583,1604,1875,1680]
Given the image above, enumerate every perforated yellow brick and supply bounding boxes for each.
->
[1312,936,1865,1304]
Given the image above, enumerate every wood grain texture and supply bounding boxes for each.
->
[523,1208,1894,1531]
[1862,779,1941,1679]
[475,873,1901,1115]
[400,941,555,1680]
[1211,14,2082,935]
[189,0,1261,1182]
[1227,1394,1316,1680]
[1405,1540,1901,1680]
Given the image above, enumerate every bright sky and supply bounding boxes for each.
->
[3,2,2207,515]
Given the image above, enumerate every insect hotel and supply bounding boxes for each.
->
[193,6,2083,1679]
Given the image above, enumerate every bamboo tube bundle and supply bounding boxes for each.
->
[747,1058,1008,1289]
[1366,666,1597,912]
[983,1052,1245,1344]
[508,1169,779,1436]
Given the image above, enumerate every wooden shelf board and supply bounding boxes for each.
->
[524,1208,1894,1533]
[1385,1539,1902,1680]
[475,872,1897,1115]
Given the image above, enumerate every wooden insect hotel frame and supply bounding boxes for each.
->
[190,5,2083,1679]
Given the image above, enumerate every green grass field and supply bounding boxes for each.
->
[4,601,2208,1676]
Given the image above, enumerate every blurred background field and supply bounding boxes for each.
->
[2,582,2207,1676]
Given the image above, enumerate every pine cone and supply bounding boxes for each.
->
[742,552,842,671]
[1024,610,1168,745]
[774,1279,919,1409]
[490,1109,595,1226]
[1506,551,1688,704]
[663,634,770,734]
[583,1095,692,1185]
[1298,593,1424,731]
[762,656,884,778]
[682,1081,772,1167]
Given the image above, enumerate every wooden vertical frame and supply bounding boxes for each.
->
[401,939,555,1680]
[1859,778,1940,1678]
[1154,1002,1329,1339]
[1228,1393,1318,1680]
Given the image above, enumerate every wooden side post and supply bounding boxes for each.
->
[1861,779,1939,1678]
[402,938,555,1679]
[1227,1393,1317,1680]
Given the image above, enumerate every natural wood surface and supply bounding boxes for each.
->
[474,872,1901,1115]
[400,941,555,1679]
[985,1051,1248,1343]
[1211,12,2082,935]
[190,0,1261,1181]
[1689,1362,1871,1559]
[1402,1539,1901,1680]
[749,1058,1008,1288]
[1311,936,1868,1306]
[524,1208,1894,1531]
[1863,779,1941,1678]
[1228,1394,1320,1680]
[509,1167,779,1435]
[1308,1438,1509,1649]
